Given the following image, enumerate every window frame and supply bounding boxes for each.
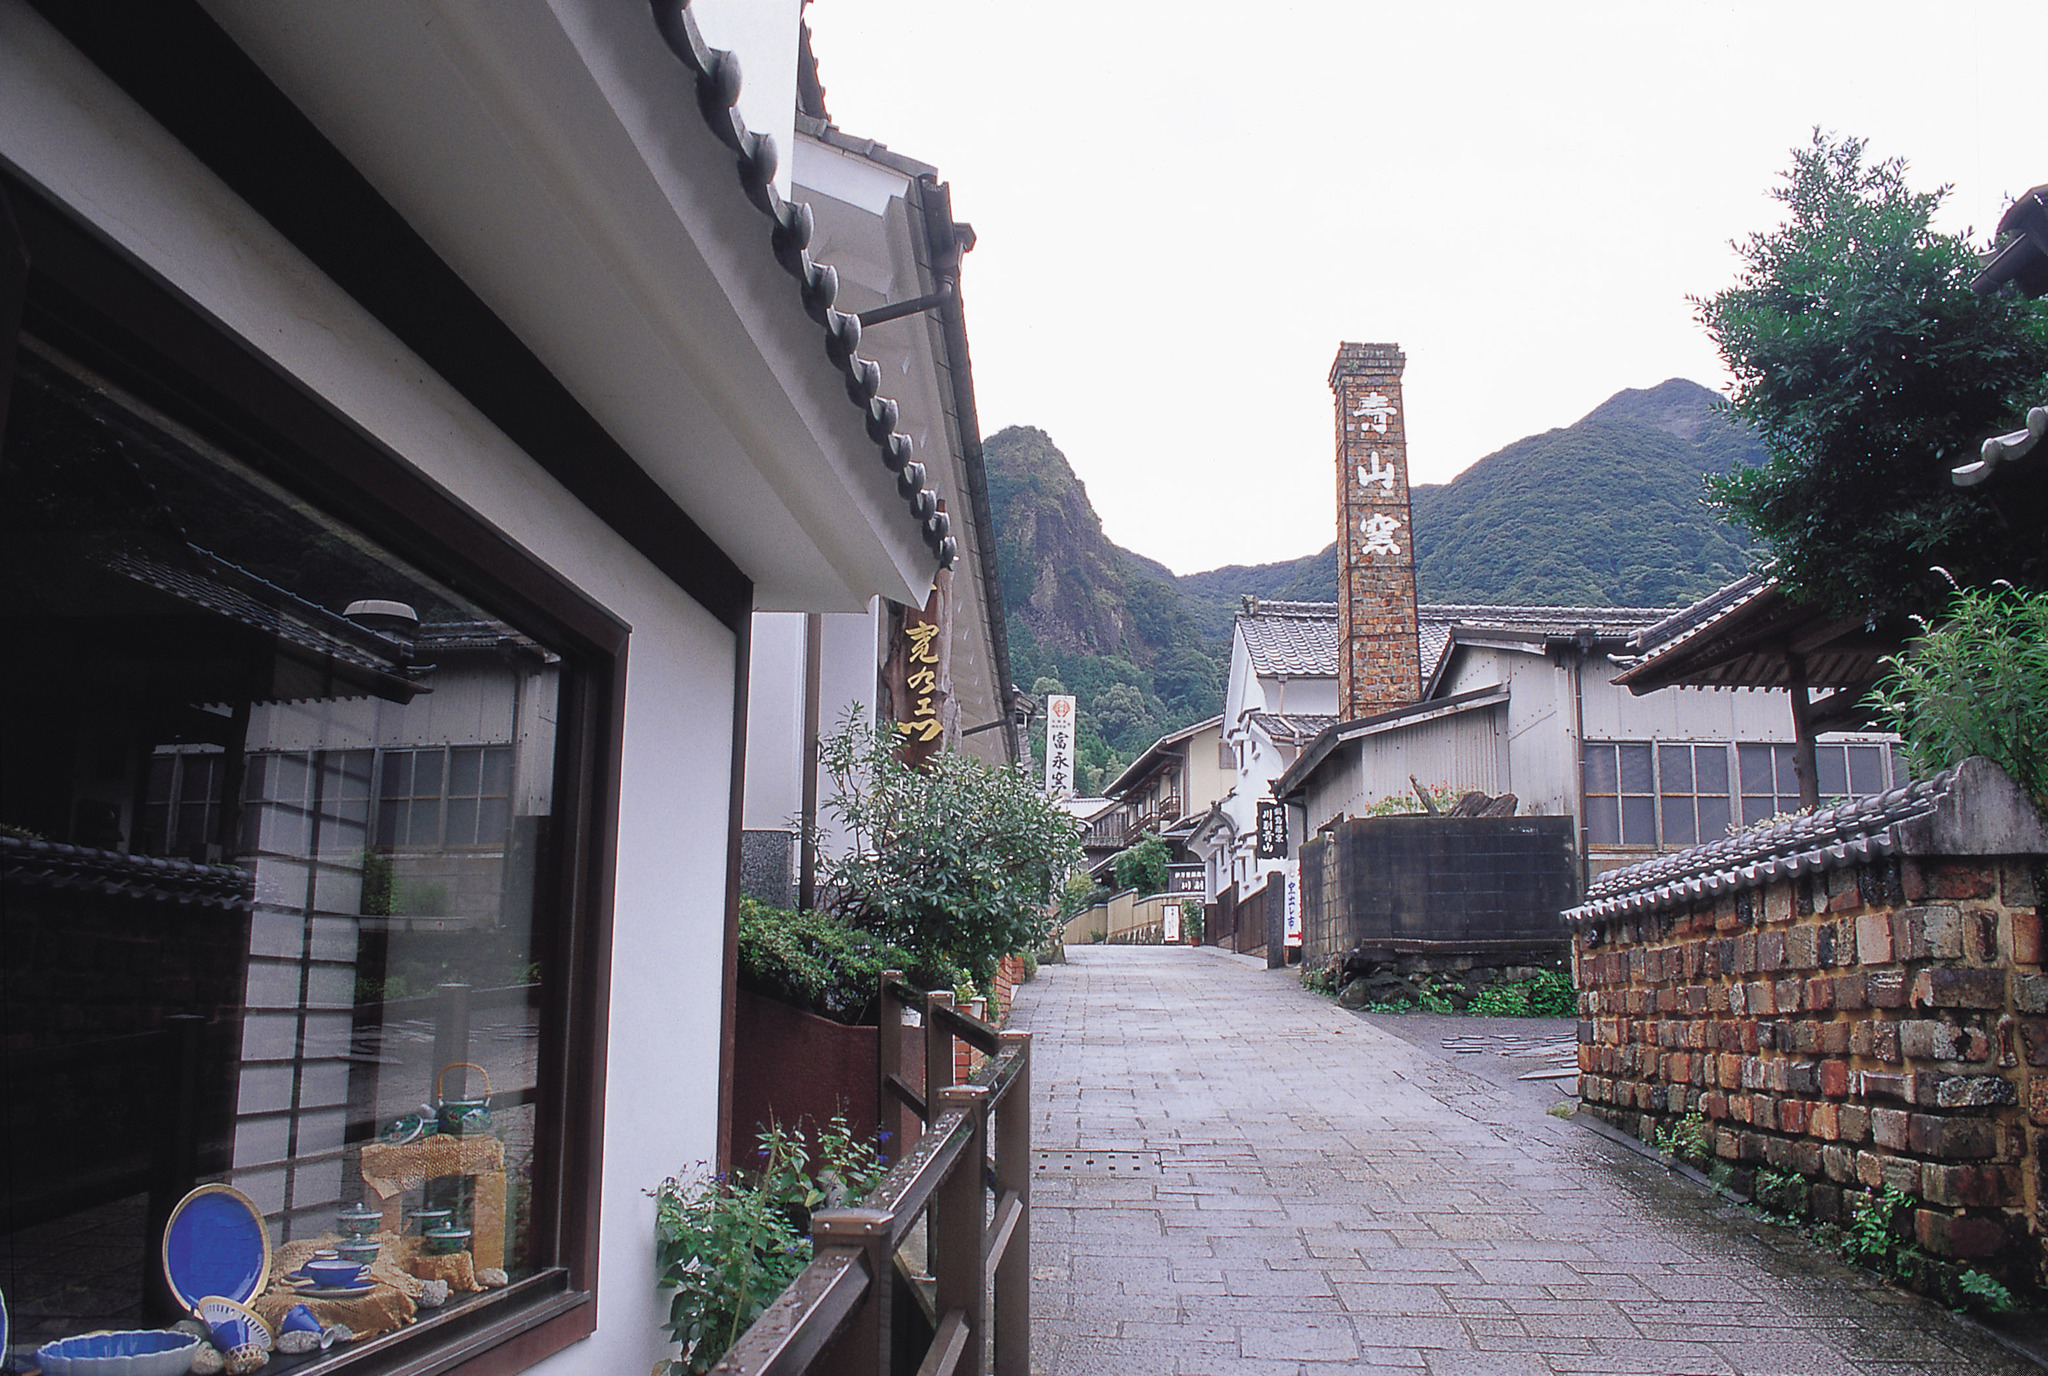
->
[4,164,635,1374]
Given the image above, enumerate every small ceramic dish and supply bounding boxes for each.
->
[296,1257,365,1288]
[422,1222,473,1257]
[195,1297,272,1355]
[336,1202,383,1236]
[34,1329,202,1376]
[336,1238,381,1266]
[407,1207,453,1235]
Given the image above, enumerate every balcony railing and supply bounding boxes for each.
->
[715,973,1029,1376]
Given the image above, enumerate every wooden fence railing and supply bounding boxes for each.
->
[715,972,1029,1376]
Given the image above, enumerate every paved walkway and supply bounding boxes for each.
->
[1015,945,2038,1376]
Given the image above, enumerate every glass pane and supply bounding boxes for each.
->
[412,748,444,799]
[1742,794,1776,826]
[0,347,565,1343]
[477,797,511,845]
[1582,743,1617,794]
[1661,796,1697,845]
[382,750,412,801]
[1848,745,1884,796]
[1586,795,1619,844]
[1774,744,1798,786]
[1739,744,1776,795]
[449,745,483,798]
[1658,744,1693,794]
[446,797,480,847]
[481,746,514,797]
[1619,743,1655,795]
[1695,745,1729,795]
[1816,745,1847,798]
[1699,795,1732,841]
[1891,743,1911,784]
[1622,796,1657,845]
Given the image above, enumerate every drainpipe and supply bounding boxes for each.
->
[798,612,823,912]
[1786,650,1820,810]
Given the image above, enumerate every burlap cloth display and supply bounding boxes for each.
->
[358,1136,507,1271]
[254,1231,486,1343]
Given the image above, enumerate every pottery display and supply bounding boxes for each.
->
[195,1297,271,1357]
[33,1329,203,1376]
[407,1207,453,1235]
[335,1238,381,1267]
[433,1062,492,1136]
[295,1256,364,1288]
[335,1202,382,1237]
[422,1221,473,1257]
[161,1185,271,1312]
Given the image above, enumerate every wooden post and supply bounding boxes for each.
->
[811,1207,896,1376]
[992,1031,1031,1376]
[1786,651,1820,810]
[877,970,904,1163]
[925,988,956,1114]
[933,1084,988,1376]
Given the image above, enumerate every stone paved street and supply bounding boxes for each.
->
[1015,945,2039,1376]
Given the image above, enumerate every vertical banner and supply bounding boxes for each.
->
[1045,694,1076,797]
[892,584,944,768]
[1255,800,1288,858]
[1284,858,1302,948]
[1164,902,1181,944]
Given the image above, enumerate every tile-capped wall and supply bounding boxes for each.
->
[1570,758,2048,1284]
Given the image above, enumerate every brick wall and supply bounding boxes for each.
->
[1329,342,1421,720]
[1570,759,2048,1280]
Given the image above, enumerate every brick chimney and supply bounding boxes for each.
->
[1330,342,1421,719]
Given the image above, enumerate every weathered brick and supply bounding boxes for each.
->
[1857,913,1894,966]
[1911,967,2004,1010]
[1818,1021,1851,1056]
[1965,908,1999,964]
[1822,1144,1855,1182]
[1871,1020,1900,1063]
[2015,974,2048,1015]
[1785,1060,1821,1096]
[1908,1113,1998,1160]
[1867,968,1908,1009]
[2012,911,2042,965]
[1905,862,1998,902]
[1914,1209,2006,1259]
[1758,931,1786,972]
[1810,1101,1840,1139]
[1778,1098,1810,1135]
[1932,1075,2018,1108]
[1837,1105,1870,1142]
[1787,927,1818,970]
[2005,863,2041,910]
[1899,1020,1939,1060]
[1806,978,1834,1013]
[1834,971,1868,1011]
[1776,978,1803,1014]
[1897,905,1963,961]
[1871,1107,1910,1150]
[1816,923,1838,966]
[1861,1071,1914,1103]
[1921,1162,2007,1208]
[1820,1059,1850,1098]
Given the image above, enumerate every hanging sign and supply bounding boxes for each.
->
[1284,859,1302,948]
[1164,902,1181,944]
[1255,801,1288,859]
[893,588,944,768]
[1045,694,1076,797]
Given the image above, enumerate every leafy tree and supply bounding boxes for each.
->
[1089,681,1157,753]
[1110,832,1170,896]
[1870,584,2048,807]
[1697,132,2048,614]
[818,714,1082,982]
[1030,675,1066,698]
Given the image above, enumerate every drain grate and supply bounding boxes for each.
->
[1033,1150,1160,1177]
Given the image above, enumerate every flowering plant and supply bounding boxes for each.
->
[652,1115,886,1374]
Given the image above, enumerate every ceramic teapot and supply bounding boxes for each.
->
[433,1062,492,1136]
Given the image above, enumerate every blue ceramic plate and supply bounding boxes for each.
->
[162,1184,272,1311]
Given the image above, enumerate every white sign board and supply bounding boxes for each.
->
[1284,859,1302,948]
[1164,903,1181,944]
[1045,694,1076,797]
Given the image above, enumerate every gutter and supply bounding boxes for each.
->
[911,173,1019,762]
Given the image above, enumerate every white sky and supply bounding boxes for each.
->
[805,1,2048,576]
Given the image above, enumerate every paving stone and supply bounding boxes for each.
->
[1016,948,2039,1376]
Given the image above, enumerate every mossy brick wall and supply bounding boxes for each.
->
[1577,852,2048,1274]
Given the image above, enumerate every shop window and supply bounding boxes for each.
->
[1590,738,1904,847]
[1,343,573,1357]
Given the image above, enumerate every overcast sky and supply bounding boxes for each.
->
[805,1,2048,576]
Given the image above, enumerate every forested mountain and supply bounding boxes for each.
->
[985,379,1761,790]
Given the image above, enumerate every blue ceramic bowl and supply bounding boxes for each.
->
[300,1257,365,1287]
[35,1329,202,1376]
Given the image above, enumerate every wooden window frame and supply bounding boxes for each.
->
[1,162,645,1376]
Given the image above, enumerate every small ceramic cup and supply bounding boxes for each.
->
[336,1238,381,1267]
[301,1257,365,1288]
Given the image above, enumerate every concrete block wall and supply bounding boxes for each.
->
[1570,759,2048,1281]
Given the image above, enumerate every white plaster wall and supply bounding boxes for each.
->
[744,612,808,832]
[0,15,733,1371]
[815,605,882,858]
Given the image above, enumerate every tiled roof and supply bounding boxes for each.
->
[1562,772,1953,929]
[1248,712,1336,742]
[1239,612,1339,676]
[650,2,953,570]
[1237,600,1676,681]
[2,835,254,911]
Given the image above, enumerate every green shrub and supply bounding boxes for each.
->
[653,1116,885,1374]
[1652,1109,1713,1166]
[1467,984,1531,1017]
[1872,584,2048,808]
[1111,832,1170,896]
[736,900,958,1025]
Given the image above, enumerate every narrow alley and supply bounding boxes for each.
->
[1015,946,2038,1376]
